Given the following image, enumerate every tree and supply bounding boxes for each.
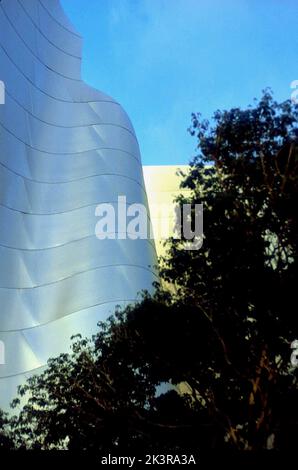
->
[161,89,298,449]
[9,300,208,452]
[0,410,14,449]
[5,90,298,451]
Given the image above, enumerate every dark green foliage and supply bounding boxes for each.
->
[161,90,298,449]
[0,410,14,449]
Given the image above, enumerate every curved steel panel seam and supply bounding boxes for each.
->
[0,43,117,104]
[0,5,81,82]
[4,88,134,133]
[0,263,158,293]
[0,145,141,173]
[0,269,158,331]
[1,1,81,78]
[17,0,81,59]
[38,0,82,38]
[0,364,47,380]
[0,160,143,184]
[0,233,157,255]
[0,160,144,183]
[0,298,147,334]
[0,191,150,215]
[2,90,136,136]
[0,299,142,379]
[0,122,140,159]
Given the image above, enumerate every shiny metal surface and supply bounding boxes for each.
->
[0,0,157,410]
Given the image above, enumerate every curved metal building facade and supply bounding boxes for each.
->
[0,0,157,410]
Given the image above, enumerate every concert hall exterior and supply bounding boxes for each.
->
[0,0,157,410]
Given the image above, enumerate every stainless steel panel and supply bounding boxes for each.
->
[0,0,157,410]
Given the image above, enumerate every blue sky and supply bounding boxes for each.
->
[61,0,298,165]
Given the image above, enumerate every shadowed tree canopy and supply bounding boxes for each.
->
[1,90,298,452]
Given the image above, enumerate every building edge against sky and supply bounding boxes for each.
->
[0,0,157,410]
